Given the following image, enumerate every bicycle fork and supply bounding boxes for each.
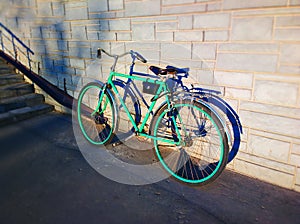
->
[91,85,109,124]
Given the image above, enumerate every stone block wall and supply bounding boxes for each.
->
[1,0,300,191]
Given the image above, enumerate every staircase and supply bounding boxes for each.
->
[0,58,54,126]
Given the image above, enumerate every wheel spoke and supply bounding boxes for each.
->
[153,100,228,185]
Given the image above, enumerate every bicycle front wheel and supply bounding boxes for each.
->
[77,82,116,145]
[152,99,229,186]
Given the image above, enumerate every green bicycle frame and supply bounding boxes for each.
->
[99,71,183,146]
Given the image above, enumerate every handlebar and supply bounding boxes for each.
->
[97,48,147,63]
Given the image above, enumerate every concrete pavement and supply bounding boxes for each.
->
[0,112,299,224]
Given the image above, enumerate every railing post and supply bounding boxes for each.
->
[12,36,18,60]
[0,30,4,51]
[1,23,34,72]
[26,49,32,71]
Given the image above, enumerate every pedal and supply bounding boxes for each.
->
[112,141,123,147]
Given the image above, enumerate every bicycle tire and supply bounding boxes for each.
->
[196,95,242,163]
[151,99,229,186]
[77,82,117,145]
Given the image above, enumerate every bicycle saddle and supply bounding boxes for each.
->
[149,65,189,76]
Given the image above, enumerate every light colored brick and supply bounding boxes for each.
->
[232,17,273,41]
[87,22,109,32]
[254,80,298,106]
[251,129,300,147]
[162,0,195,5]
[71,26,87,40]
[162,3,206,14]
[108,0,123,11]
[156,32,174,41]
[136,49,160,62]
[290,0,300,5]
[205,30,228,41]
[207,2,222,11]
[280,44,300,64]
[214,71,253,88]
[69,47,91,58]
[88,0,108,12]
[249,135,290,162]
[218,43,279,53]
[125,0,160,17]
[233,7,300,17]
[109,19,131,31]
[254,74,300,84]
[290,154,300,166]
[237,151,295,174]
[116,32,132,41]
[132,23,155,41]
[52,2,65,16]
[161,43,192,60]
[89,11,116,19]
[296,168,300,187]
[37,2,52,16]
[225,87,252,100]
[216,53,278,72]
[178,16,193,30]
[292,144,300,155]
[240,110,300,138]
[223,0,287,10]
[195,70,214,84]
[174,31,203,41]
[276,16,300,27]
[274,29,300,41]
[240,101,300,119]
[66,6,88,21]
[125,42,160,51]
[192,43,216,60]
[279,65,300,75]
[235,158,294,189]
[131,15,177,23]
[194,13,230,29]
[70,58,85,69]
[156,22,177,31]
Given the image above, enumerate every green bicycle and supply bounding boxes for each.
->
[77,49,229,186]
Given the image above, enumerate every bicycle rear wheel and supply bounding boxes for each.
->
[151,99,228,186]
[77,82,116,145]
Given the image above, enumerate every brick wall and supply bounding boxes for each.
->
[1,0,300,191]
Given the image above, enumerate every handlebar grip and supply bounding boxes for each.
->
[97,48,111,58]
[97,48,102,58]
[133,51,147,63]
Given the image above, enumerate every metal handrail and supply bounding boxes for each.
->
[0,22,34,71]
[0,22,75,110]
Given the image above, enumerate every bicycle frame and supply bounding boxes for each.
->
[99,70,183,146]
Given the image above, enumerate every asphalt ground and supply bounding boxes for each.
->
[0,112,299,224]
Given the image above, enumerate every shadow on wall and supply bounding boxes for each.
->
[1,0,110,97]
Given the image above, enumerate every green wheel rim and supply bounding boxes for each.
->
[153,103,225,184]
[77,84,114,145]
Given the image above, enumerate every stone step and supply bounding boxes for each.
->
[0,73,24,86]
[0,103,54,126]
[0,93,45,113]
[0,62,12,68]
[0,58,56,126]
[0,67,14,75]
[0,82,34,99]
